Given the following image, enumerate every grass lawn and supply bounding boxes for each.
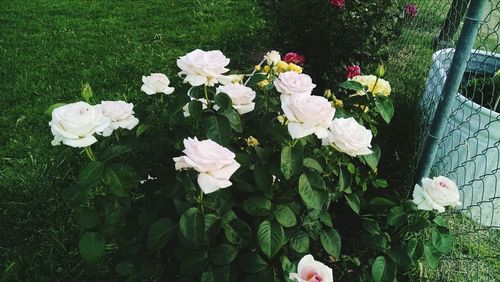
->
[0,0,269,280]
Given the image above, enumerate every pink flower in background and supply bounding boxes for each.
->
[330,0,345,8]
[345,65,361,79]
[404,3,418,17]
[283,52,305,65]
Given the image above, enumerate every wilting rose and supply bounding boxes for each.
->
[264,50,281,65]
[49,102,110,148]
[283,52,305,65]
[177,49,230,86]
[345,65,361,79]
[322,117,373,157]
[141,73,175,95]
[330,0,345,8]
[98,101,139,136]
[281,94,335,139]
[275,71,316,98]
[413,176,461,213]
[216,83,256,115]
[173,137,240,194]
[289,254,333,282]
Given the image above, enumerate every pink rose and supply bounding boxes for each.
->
[283,52,305,65]
[345,65,361,79]
[330,0,345,8]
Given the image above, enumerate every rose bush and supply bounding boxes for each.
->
[48,50,459,281]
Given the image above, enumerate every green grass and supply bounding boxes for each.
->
[0,0,269,280]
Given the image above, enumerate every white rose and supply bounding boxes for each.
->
[49,102,110,148]
[173,137,240,194]
[177,49,230,87]
[141,73,175,95]
[289,254,333,282]
[275,71,316,98]
[281,94,335,139]
[413,176,461,213]
[216,84,256,115]
[264,50,281,65]
[218,74,244,85]
[322,117,373,157]
[99,101,139,136]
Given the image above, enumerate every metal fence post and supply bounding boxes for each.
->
[415,0,488,183]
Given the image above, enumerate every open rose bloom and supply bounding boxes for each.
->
[289,254,333,282]
[173,137,240,194]
[99,101,139,136]
[413,176,461,213]
[322,117,372,157]
[275,71,316,98]
[49,102,110,148]
[177,49,230,86]
[216,83,256,115]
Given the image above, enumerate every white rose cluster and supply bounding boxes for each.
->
[49,100,139,148]
[413,176,461,213]
[173,137,240,194]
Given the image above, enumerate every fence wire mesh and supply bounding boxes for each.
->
[386,0,499,280]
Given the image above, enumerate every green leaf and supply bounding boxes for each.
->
[238,252,268,274]
[305,171,326,191]
[101,145,131,162]
[257,220,284,259]
[375,96,394,124]
[201,266,232,282]
[387,206,406,226]
[303,158,323,173]
[361,219,381,235]
[76,208,101,230]
[78,161,104,188]
[188,100,203,120]
[338,167,350,192]
[220,108,242,133]
[373,179,388,188]
[180,250,209,275]
[362,145,381,171]
[215,92,232,110]
[105,164,138,197]
[44,103,66,116]
[424,244,441,269]
[339,80,364,91]
[388,245,412,269]
[290,231,310,253]
[135,123,150,137]
[407,238,424,262]
[371,256,396,282]
[280,142,303,180]
[432,227,453,254]
[281,256,296,273]
[206,115,231,145]
[345,193,361,214]
[211,244,238,265]
[273,205,297,228]
[369,197,397,207]
[115,261,136,276]
[298,174,321,210]
[320,227,341,258]
[253,163,273,195]
[79,232,105,264]
[180,207,206,245]
[147,217,176,251]
[433,216,447,227]
[224,219,252,246]
[242,196,272,216]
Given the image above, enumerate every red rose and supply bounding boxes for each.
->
[345,65,361,79]
[283,52,305,65]
[330,0,345,8]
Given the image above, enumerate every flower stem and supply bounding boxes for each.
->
[199,190,205,214]
[84,146,96,161]
[204,85,211,108]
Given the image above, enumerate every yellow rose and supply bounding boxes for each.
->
[276,61,289,71]
[255,65,262,71]
[351,75,391,96]
[263,65,271,73]
[288,63,302,73]
[246,136,259,147]
[258,79,270,88]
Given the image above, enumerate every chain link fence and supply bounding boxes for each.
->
[386,0,499,280]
